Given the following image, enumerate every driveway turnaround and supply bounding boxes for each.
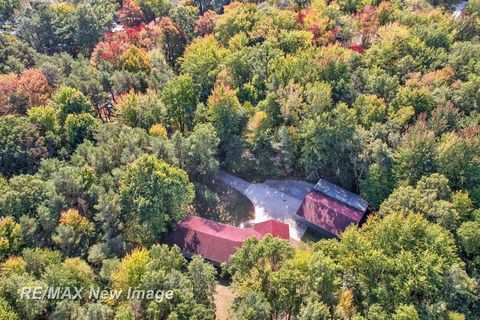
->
[219,171,314,241]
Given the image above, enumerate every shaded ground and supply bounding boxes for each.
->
[202,180,255,225]
[301,227,323,243]
[219,171,315,241]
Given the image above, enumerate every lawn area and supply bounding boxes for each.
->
[202,180,255,226]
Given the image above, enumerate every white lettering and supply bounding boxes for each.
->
[20,287,32,299]
[32,287,42,299]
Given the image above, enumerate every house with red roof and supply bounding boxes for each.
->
[168,215,290,265]
[295,179,368,237]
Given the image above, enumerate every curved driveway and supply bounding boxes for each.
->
[219,171,314,241]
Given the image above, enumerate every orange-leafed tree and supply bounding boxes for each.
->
[159,17,186,67]
[0,74,18,115]
[17,69,51,109]
[0,69,50,115]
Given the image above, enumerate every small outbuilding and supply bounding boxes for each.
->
[295,179,368,237]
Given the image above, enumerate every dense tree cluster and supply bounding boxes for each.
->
[0,0,479,318]
[0,245,217,319]
[225,213,478,319]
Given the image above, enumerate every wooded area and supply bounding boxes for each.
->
[0,0,480,318]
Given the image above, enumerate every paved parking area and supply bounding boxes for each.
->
[219,171,314,241]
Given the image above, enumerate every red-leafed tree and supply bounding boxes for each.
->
[90,24,161,67]
[118,0,145,27]
[356,6,378,46]
[91,36,129,66]
[195,10,217,37]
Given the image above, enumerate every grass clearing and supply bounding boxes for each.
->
[201,180,255,226]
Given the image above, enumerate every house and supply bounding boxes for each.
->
[295,179,368,237]
[168,215,290,265]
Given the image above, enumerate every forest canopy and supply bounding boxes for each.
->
[0,0,480,318]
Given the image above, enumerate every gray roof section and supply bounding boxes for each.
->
[314,179,368,212]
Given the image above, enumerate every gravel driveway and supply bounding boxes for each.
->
[219,171,314,241]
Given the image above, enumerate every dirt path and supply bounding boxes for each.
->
[214,284,235,320]
[219,171,314,240]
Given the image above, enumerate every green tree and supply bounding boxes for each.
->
[16,2,76,55]
[119,45,152,74]
[52,209,95,257]
[0,0,20,22]
[27,106,60,155]
[0,115,49,177]
[183,123,220,182]
[71,124,157,175]
[353,95,388,129]
[392,85,437,115]
[0,297,19,320]
[50,86,94,124]
[0,34,35,74]
[64,113,100,152]
[27,106,59,135]
[393,121,437,185]
[206,85,247,170]
[169,3,199,43]
[162,75,198,132]
[223,235,294,303]
[457,217,480,278]
[273,126,296,176]
[74,0,116,55]
[297,297,331,320]
[380,174,467,231]
[119,155,194,245]
[214,3,260,45]
[15,1,115,55]
[22,247,62,277]
[392,304,419,320]
[187,255,217,307]
[436,132,480,192]
[115,90,165,130]
[111,248,150,291]
[232,291,271,320]
[180,35,229,101]
[134,0,169,21]
[158,17,186,67]
[65,56,109,106]
[361,163,395,209]
[0,175,48,218]
[300,103,359,189]
[43,257,96,297]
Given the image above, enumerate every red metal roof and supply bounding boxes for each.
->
[296,191,365,236]
[253,220,290,240]
[168,216,289,264]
